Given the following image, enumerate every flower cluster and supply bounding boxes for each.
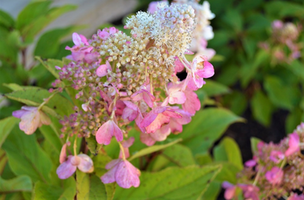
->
[260,20,302,64]
[223,123,304,200]
[49,3,214,188]
[148,0,215,60]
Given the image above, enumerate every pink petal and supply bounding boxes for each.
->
[101,165,118,184]
[12,110,27,118]
[39,111,51,125]
[182,89,201,115]
[77,154,94,172]
[198,61,214,78]
[96,120,115,145]
[140,132,156,146]
[96,64,108,77]
[59,144,67,164]
[168,91,186,104]
[72,32,82,46]
[285,132,300,156]
[115,160,140,188]
[19,108,41,135]
[56,156,77,179]
[105,159,121,170]
[265,166,283,185]
[150,124,171,141]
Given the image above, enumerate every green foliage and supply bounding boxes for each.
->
[0,117,18,148]
[114,165,221,200]
[0,175,32,193]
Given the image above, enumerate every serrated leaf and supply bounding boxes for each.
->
[251,90,273,126]
[33,178,76,200]
[76,170,107,200]
[173,108,244,155]
[5,87,74,117]
[114,165,221,200]
[0,117,19,148]
[213,137,243,170]
[2,126,52,183]
[0,175,32,193]
[128,139,182,161]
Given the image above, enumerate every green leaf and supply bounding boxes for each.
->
[175,108,244,155]
[39,124,62,154]
[202,80,230,97]
[222,10,242,32]
[0,149,7,175]
[0,175,32,193]
[251,90,273,126]
[2,126,52,182]
[128,139,182,161]
[5,87,74,116]
[265,1,304,18]
[213,137,243,170]
[3,83,24,91]
[151,144,195,171]
[114,165,221,200]
[19,3,77,42]
[201,181,221,200]
[35,57,62,79]
[0,9,15,28]
[250,137,261,153]
[34,26,85,58]
[33,178,76,200]
[286,108,302,133]
[195,152,213,166]
[264,76,300,110]
[16,1,52,31]
[76,170,107,200]
[93,152,116,200]
[0,117,19,148]
[288,60,304,81]
[86,136,99,155]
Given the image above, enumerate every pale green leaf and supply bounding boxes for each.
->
[0,117,19,148]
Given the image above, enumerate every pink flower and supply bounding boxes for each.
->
[65,33,94,62]
[97,29,110,40]
[244,159,257,167]
[56,154,94,179]
[166,82,186,105]
[269,150,285,163]
[174,57,185,73]
[119,137,135,159]
[238,184,259,200]
[12,106,51,135]
[101,159,140,188]
[222,181,236,200]
[147,1,159,13]
[272,20,283,29]
[122,101,139,122]
[96,60,112,77]
[187,55,214,90]
[182,88,201,115]
[131,87,155,108]
[140,106,182,133]
[285,132,300,156]
[140,124,171,146]
[265,166,284,185]
[96,120,123,145]
[288,193,304,200]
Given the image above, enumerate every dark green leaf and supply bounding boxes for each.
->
[202,80,230,97]
[251,90,273,126]
[0,9,15,28]
[0,117,19,148]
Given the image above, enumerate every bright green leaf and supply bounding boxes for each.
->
[76,170,107,200]
[0,9,15,28]
[202,80,230,97]
[250,137,261,154]
[174,108,244,155]
[128,139,182,161]
[0,175,32,193]
[115,165,221,200]
[213,137,243,170]
[35,57,62,79]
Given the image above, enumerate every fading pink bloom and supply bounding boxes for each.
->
[238,184,259,200]
[265,166,284,185]
[166,82,186,105]
[65,33,94,62]
[182,89,201,115]
[147,1,159,13]
[109,27,118,35]
[59,144,67,164]
[56,154,93,179]
[96,120,123,145]
[115,100,126,116]
[98,29,110,40]
[131,87,155,108]
[272,20,284,29]
[288,193,304,200]
[285,132,300,156]
[222,181,236,200]
[13,106,51,135]
[140,106,182,133]
[122,101,139,122]
[187,55,214,90]
[269,150,285,163]
[119,137,135,159]
[140,124,171,146]
[96,60,112,77]
[101,159,140,188]
[168,109,191,133]
[174,57,185,73]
